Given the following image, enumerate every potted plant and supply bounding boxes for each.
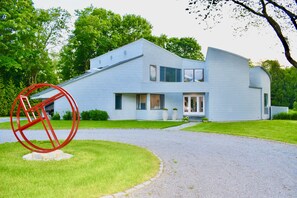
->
[162,108,168,121]
[172,108,178,120]
[201,117,209,123]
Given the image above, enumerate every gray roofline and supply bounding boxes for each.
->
[32,54,144,98]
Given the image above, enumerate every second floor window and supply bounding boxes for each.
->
[184,69,204,82]
[150,65,157,81]
[160,66,181,82]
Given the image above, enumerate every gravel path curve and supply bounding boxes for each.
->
[1,127,297,198]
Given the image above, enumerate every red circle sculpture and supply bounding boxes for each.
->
[10,83,79,153]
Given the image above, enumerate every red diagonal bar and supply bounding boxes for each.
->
[26,92,65,112]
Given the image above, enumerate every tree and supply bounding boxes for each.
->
[262,60,297,108]
[0,1,70,85]
[186,0,297,68]
[0,0,35,84]
[59,7,205,81]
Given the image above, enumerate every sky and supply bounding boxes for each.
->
[32,0,295,66]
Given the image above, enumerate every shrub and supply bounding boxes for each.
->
[89,110,109,121]
[51,112,60,120]
[201,117,209,122]
[63,111,72,120]
[273,112,297,120]
[81,111,90,120]
[182,116,189,122]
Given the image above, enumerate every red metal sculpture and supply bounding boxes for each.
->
[10,84,79,153]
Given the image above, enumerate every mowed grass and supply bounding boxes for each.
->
[0,140,160,198]
[0,120,184,130]
[183,120,297,145]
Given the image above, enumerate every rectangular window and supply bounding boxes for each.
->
[184,69,204,82]
[150,94,165,110]
[264,93,269,114]
[184,69,194,82]
[136,94,147,110]
[150,65,157,81]
[115,94,122,110]
[160,66,181,82]
[194,69,204,82]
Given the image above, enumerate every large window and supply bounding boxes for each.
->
[150,94,165,110]
[150,65,157,81]
[136,94,147,110]
[184,69,204,82]
[160,66,181,82]
[115,94,122,110]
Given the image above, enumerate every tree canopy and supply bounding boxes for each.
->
[0,0,70,115]
[59,7,204,80]
[262,60,297,108]
[0,0,70,85]
[186,0,297,69]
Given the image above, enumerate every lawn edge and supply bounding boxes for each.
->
[101,151,164,198]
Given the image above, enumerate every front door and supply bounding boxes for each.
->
[183,94,205,116]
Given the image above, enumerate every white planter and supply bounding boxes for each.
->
[172,110,178,120]
[162,110,168,121]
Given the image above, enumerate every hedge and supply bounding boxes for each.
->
[81,110,109,121]
[273,112,297,120]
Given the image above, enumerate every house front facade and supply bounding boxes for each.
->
[34,38,271,121]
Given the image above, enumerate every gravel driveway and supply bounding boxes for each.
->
[1,127,297,198]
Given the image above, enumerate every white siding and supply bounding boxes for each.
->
[207,48,263,121]
[35,39,271,121]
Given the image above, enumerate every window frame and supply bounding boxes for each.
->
[160,66,182,82]
[136,94,147,110]
[115,94,122,110]
[184,69,204,82]
[150,65,157,81]
[150,94,165,110]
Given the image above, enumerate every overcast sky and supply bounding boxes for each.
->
[33,0,295,66]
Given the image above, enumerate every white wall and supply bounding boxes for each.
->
[206,48,263,121]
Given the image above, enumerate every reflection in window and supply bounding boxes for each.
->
[150,65,157,81]
[199,96,203,112]
[184,70,194,82]
[136,94,147,110]
[160,66,181,82]
[191,97,197,112]
[150,94,164,110]
[184,69,204,82]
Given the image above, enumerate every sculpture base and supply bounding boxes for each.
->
[23,150,73,161]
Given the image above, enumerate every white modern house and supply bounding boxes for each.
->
[34,38,271,121]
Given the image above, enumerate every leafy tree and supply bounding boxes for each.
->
[0,0,35,84]
[146,35,204,60]
[59,7,205,81]
[262,60,297,108]
[186,0,297,69]
[0,1,70,115]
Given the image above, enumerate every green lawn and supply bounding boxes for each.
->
[0,140,160,198]
[0,119,184,130]
[183,120,297,145]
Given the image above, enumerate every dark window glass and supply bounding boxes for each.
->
[160,67,165,82]
[160,66,181,82]
[115,94,122,110]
